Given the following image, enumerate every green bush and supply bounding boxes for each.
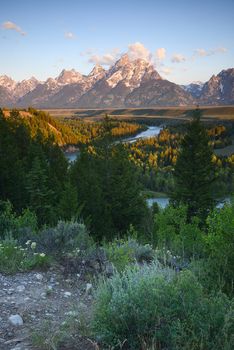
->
[0,200,37,239]
[104,238,155,272]
[153,205,204,259]
[38,220,93,256]
[205,202,234,295]
[92,264,233,349]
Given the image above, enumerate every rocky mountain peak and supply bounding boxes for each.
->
[0,75,16,90]
[88,64,105,77]
[199,68,234,105]
[56,69,83,85]
[115,54,130,67]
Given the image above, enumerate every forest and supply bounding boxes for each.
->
[0,107,233,349]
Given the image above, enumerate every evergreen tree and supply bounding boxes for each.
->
[58,181,79,220]
[71,140,147,240]
[26,157,55,225]
[172,109,215,223]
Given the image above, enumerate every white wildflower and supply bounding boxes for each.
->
[31,242,36,250]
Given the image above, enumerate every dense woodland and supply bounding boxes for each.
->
[0,107,233,349]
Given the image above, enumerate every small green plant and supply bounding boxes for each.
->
[31,320,66,350]
[0,200,37,239]
[104,238,155,272]
[104,239,136,272]
[0,236,50,274]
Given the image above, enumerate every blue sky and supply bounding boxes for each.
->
[0,0,233,84]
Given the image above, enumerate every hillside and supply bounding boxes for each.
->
[2,108,79,146]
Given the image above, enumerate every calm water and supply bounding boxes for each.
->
[65,126,163,161]
[65,152,79,162]
[124,126,162,143]
[147,197,231,209]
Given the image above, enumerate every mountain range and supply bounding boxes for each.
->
[0,54,233,108]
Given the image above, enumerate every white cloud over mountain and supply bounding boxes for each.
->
[171,53,186,63]
[155,48,166,61]
[88,48,120,65]
[194,47,227,57]
[127,42,151,61]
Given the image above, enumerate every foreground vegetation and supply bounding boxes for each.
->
[0,107,233,349]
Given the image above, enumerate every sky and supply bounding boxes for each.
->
[0,0,233,84]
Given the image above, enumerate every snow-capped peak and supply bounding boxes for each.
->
[56,69,83,85]
[88,64,106,77]
[0,75,16,90]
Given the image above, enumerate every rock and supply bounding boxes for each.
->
[65,310,78,316]
[16,285,25,293]
[35,273,43,281]
[8,314,23,326]
[64,291,72,298]
[86,283,92,294]
[40,292,46,299]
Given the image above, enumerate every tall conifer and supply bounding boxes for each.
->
[172,109,215,222]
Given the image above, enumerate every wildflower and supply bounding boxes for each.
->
[25,240,31,245]
[40,253,46,258]
[31,242,36,250]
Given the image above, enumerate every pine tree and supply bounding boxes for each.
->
[58,181,79,220]
[172,109,215,223]
[26,157,54,225]
[71,141,147,240]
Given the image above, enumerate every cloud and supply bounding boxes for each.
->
[159,67,172,75]
[2,21,26,36]
[194,48,208,57]
[127,42,151,61]
[194,47,227,57]
[65,31,76,40]
[171,53,186,63]
[88,48,120,66]
[80,48,95,56]
[155,48,166,61]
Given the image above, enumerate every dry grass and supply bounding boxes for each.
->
[42,106,234,122]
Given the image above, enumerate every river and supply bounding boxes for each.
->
[65,125,163,161]
[64,125,231,209]
[123,125,162,143]
[147,197,231,209]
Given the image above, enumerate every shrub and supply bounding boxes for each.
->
[92,264,233,349]
[104,238,155,272]
[204,202,234,295]
[37,220,93,256]
[153,205,204,259]
[0,200,37,239]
